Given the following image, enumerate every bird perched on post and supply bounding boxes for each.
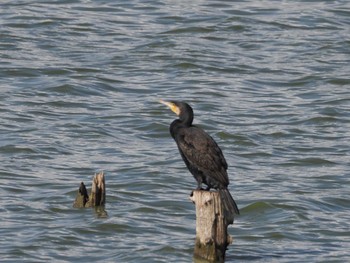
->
[160,100,239,220]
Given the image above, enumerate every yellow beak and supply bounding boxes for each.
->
[159,100,180,116]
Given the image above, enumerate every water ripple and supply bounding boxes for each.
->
[1,0,350,262]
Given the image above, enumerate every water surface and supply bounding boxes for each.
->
[1,0,350,262]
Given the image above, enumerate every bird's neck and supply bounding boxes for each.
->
[179,112,193,127]
[170,118,192,139]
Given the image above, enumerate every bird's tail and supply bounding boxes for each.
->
[219,189,240,222]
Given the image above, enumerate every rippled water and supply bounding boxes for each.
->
[1,0,350,262]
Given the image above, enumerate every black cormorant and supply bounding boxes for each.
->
[160,100,239,218]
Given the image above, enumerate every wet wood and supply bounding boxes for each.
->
[190,190,234,262]
[73,171,106,208]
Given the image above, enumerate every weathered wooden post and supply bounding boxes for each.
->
[190,190,234,262]
[73,171,106,208]
[90,171,106,207]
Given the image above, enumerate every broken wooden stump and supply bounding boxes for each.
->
[73,171,106,208]
[190,190,234,262]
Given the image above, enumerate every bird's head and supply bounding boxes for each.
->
[159,100,194,124]
[159,100,181,115]
[159,100,193,116]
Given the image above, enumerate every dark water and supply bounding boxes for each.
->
[1,0,350,262]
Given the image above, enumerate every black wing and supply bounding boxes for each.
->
[175,126,229,186]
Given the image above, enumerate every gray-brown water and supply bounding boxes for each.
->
[1,0,350,262]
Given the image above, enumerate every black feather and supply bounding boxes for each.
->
[164,101,239,216]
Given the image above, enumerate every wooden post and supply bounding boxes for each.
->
[73,182,90,208]
[89,171,106,207]
[190,190,234,262]
[73,171,106,208]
